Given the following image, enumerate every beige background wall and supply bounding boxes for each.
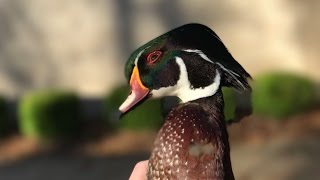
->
[0,0,319,97]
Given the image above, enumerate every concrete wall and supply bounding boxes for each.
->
[0,0,319,98]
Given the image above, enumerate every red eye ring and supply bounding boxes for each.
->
[147,51,162,64]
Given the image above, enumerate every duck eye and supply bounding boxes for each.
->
[147,51,162,64]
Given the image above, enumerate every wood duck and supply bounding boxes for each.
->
[119,23,251,180]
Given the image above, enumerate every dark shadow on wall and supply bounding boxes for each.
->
[156,0,185,30]
[111,0,244,62]
[113,0,135,58]
[113,0,185,60]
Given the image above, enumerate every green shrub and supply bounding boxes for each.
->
[19,91,80,140]
[252,72,316,119]
[104,85,163,130]
[105,86,250,127]
[316,84,320,104]
[0,97,8,137]
[222,87,236,121]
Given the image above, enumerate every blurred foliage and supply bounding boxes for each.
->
[222,87,237,121]
[18,91,81,140]
[105,72,316,129]
[7,72,318,139]
[104,85,163,130]
[0,97,9,137]
[252,72,316,119]
[105,85,244,129]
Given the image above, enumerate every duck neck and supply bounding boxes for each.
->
[190,89,234,178]
[191,89,225,124]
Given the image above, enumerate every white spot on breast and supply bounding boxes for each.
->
[170,161,173,166]
[188,143,216,157]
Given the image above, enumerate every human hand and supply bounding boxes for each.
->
[129,160,148,180]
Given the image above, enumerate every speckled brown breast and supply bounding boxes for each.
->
[148,103,234,180]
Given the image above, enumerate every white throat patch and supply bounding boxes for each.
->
[151,57,221,103]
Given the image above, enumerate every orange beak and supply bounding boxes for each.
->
[119,66,150,113]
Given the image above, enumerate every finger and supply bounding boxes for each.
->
[129,160,149,180]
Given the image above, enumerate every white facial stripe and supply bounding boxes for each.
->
[134,46,151,66]
[215,62,246,89]
[183,49,245,89]
[183,49,213,63]
[216,62,240,77]
[152,57,221,102]
[134,51,143,66]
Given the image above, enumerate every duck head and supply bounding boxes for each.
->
[119,23,251,113]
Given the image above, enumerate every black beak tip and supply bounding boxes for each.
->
[116,110,125,120]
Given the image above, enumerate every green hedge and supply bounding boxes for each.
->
[104,85,163,130]
[105,86,245,128]
[19,91,81,140]
[252,72,316,119]
[222,87,237,121]
[105,72,317,127]
[0,97,8,137]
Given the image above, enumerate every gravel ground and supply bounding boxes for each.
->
[0,153,149,180]
[0,135,319,180]
[0,110,319,180]
[232,135,320,180]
